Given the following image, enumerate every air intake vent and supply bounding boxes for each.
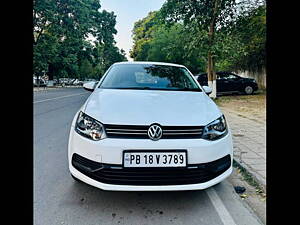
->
[72,153,231,185]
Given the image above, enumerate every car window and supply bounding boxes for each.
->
[230,73,240,79]
[197,74,207,81]
[228,74,239,79]
[217,73,238,80]
[217,74,223,80]
[99,64,201,91]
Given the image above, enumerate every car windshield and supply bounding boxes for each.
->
[99,64,201,91]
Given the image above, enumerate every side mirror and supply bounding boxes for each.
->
[202,86,212,95]
[83,81,96,92]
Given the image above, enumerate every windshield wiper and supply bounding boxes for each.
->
[101,87,201,91]
[171,88,202,92]
[114,87,152,90]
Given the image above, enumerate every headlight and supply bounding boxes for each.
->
[202,115,228,140]
[75,111,106,141]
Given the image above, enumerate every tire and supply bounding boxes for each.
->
[244,85,254,95]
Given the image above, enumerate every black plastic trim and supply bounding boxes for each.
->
[72,153,231,186]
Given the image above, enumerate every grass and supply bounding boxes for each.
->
[233,160,266,198]
[213,91,266,122]
[214,90,265,104]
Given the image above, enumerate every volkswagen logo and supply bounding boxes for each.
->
[148,124,163,141]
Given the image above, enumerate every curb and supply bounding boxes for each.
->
[233,158,266,193]
[34,86,82,92]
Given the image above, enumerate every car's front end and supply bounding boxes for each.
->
[68,62,233,191]
[241,77,259,93]
[249,78,259,91]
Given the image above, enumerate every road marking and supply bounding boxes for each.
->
[33,93,88,104]
[206,187,237,225]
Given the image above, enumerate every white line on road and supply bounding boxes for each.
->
[206,187,237,225]
[33,93,88,104]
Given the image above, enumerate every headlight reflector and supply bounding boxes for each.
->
[75,112,106,141]
[202,115,228,140]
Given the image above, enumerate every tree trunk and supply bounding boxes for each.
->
[37,75,40,88]
[206,0,219,99]
[207,52,213,89]
[211,58,217,98]
[47,64,55,87]
[207,52,217,98]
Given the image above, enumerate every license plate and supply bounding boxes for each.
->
[123,151,187,168]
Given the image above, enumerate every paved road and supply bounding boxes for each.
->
[34,87,263,225]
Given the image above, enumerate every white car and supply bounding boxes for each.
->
[68,61,233,191]
[33,77,47,87]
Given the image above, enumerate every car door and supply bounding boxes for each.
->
[197,74,208,86]
[217,73,240,93]
[226,73,241,92]
[216,73,228,92]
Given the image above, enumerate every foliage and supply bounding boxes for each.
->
[79,59,93,80]
[146,23,206,74]
[130,0,266,77]
[33,0,127,80]
[129,11,161,60]
[228,3,266,71]
[160,0,237,94]
[130,12,205,74]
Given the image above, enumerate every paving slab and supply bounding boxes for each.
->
[220,107,266,191]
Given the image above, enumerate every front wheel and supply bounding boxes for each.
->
[244,85,254,95]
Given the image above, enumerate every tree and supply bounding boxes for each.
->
[130,12,205,74]
[210,0,266,72]
[161,0,237,98]
[33,0,127,84]
[231,2,266,71]
[129,11,161,60]
[79,59,93,80]
[130,0,265,91]
[146,24,205,74]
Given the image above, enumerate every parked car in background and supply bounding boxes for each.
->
[58,78,68,85]
[193,74,200,80]
[72,79,84,86]
[33,77,47,87]
[83,78,97,83]
[196,72,258,95]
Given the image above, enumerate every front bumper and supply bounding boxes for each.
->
[70,163,232,191]
[68,125,233,191]
[253,83,259,91]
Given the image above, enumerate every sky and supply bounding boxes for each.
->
[100,0,166,61]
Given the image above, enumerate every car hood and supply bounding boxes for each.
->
[83,89,222,126]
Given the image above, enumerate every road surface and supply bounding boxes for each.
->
[34,87,263,225]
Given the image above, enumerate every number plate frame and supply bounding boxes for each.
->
[122,149,188,168]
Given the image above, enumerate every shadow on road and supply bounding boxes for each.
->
[60,178,217,221]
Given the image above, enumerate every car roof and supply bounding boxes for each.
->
[113,61,185,68]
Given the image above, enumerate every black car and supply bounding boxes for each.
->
[196,72,258,95]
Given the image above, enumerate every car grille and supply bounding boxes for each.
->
[72,153,231,185]
[103,124,204,139]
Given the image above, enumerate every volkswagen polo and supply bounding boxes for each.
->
[68,62,233,191]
